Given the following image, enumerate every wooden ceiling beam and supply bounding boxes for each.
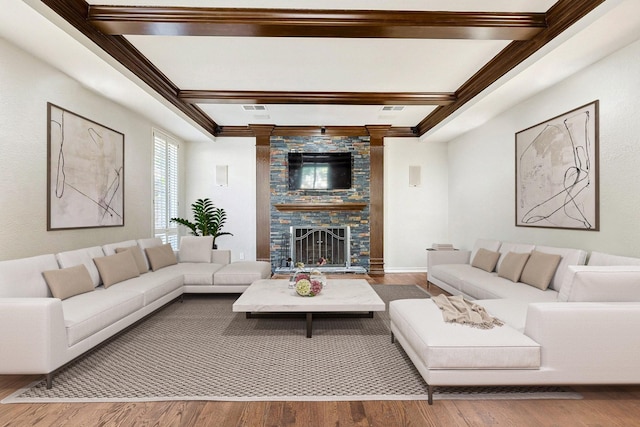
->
[180,91,455,106]
[416,0,606,136]
[88,7,546,40]
[41,0,220,137]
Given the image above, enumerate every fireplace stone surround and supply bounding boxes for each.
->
[269,135,370,272]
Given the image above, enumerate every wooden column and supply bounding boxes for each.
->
[249,124,275,263]
[366,125,390,276]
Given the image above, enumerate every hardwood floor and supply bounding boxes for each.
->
[1,273,639,427]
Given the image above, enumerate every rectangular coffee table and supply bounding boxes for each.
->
[232,279,385,338]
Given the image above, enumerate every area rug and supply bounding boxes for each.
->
[3,285,580,403]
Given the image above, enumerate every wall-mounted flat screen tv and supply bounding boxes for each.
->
[288,152,352,190]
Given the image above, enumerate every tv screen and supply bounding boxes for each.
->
[288,152,352,190]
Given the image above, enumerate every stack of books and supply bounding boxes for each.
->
[430,243,456,251]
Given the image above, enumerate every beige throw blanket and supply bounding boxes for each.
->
[432,294,504,329]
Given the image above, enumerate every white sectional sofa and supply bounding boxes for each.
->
[0,236,271,387]
[390,239,640,404]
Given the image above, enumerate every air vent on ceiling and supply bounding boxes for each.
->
[242,105,267,111]
[381,106,405,112]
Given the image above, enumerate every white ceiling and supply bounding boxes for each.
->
[2,0,640,143]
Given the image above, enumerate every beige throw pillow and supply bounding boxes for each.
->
[471,248,501,272]
[115,246,149,274]
[93,250,140,288]
[42,264,95,300]
[520,250,562,290]
[497,252,531,282]
[145,244,178,271]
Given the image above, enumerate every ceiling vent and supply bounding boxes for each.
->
[381,106,405,112]
[242,105,267,111]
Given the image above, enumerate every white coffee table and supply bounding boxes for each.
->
[232,278,386,337]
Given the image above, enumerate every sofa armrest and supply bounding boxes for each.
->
[211,249,231,265]
[525,302,640,380]
[0,298,68,374]
[427,250,471,271]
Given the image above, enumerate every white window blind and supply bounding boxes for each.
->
[153,130,179,249]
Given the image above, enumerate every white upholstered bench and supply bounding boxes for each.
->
[389,298,541,404]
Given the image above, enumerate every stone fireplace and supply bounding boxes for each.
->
[269,135,370,272]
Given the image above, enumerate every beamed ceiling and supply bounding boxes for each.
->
[25,0,623,139]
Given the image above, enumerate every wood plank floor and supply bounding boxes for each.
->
[1,273,639,427]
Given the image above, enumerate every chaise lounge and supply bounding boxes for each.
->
[390,239,640,404]
[0,236,271,387]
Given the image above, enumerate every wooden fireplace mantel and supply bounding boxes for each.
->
[274,203,367,212]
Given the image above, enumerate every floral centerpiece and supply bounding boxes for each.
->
[289,263,325,296]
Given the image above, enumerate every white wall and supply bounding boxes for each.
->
[447,38,640,257]
[183,137,257,261]
[384,137,449,271]
[0,37,158,260]
[183,136,451,270]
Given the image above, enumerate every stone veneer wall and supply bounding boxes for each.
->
[270,136,370,270]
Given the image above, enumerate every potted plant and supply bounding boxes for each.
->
[171,198,233,249]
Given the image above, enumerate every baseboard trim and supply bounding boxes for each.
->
[384,267,428,273]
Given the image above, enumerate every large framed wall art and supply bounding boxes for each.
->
[515,100,599,231]
[47,103,124,230]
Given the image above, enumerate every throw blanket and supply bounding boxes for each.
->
[432,294,504,329]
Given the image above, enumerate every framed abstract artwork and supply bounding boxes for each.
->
[47,103,125,230]
[515,100,599,231]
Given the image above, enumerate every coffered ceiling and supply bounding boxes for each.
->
[4,0,640,141]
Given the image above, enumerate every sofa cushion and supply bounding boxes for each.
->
[558,266,640,302]
[462,274,559,302]
[475,299,531,333]
[0,254,59,298]
[587,251,640,266]
[145,244,178,271]
[56,246,105,287]
[168,263,224,286]
[137,237,164,270]
[93,251,141,288]
[42,264,95,300]
[62,287,144,346]
[390,299,540,370]
[471,248,500,272]
[496,242,534,270]
[179,236,213,263]
[115,246,149,274]
[498,252,530,282]
[534,245,587,291]
[214,261,272,286]
[102,240,138,256]
[470,239,502,264]
[520,250,562,290]
[107,269,184,305]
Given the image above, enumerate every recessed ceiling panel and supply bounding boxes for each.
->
[198,104,438,126]
[127,36,510,92]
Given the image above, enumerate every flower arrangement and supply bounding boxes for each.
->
[290,265,324,296]
[295,277,323,297]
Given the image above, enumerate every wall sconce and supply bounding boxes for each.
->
[409,165,421,187]
[216,165,228,186]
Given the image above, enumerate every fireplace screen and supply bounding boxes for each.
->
[291,226,350,268]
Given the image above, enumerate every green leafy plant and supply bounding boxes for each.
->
[171,198,233,248]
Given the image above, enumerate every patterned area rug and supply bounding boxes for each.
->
[3,285,580,403]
